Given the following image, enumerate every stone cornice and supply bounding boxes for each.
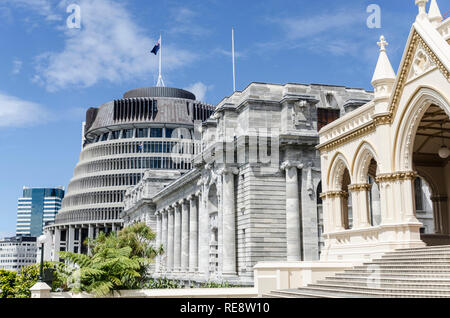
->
[317,121,376,152]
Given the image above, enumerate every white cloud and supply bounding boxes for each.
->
[273,10,364,40]
[168,7,211,37]
[12,59,23,75]
[34,0,198,91]
[185,82,210,101]
[263,7,376,58]
[5,0,62,21]
[0,92,50,128]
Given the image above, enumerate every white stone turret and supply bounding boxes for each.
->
[428,0,443,27]
[416,0,429,20]
[372,35,396,102]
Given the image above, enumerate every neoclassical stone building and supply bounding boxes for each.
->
[255,0,450,295]
[123,83,373,285]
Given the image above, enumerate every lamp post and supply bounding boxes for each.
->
[37,233,50,282]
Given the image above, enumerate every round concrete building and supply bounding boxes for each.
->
[47,87,214,257]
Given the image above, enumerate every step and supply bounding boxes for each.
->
[270,287,450,298]
[396,245,450,252]
[307,283,450,295]
[381,255,450,260]
[353,264,450,270]
[315,279,450,290]
[267,289,373,298]
[342,269,450,276]
[383,252,450,258]
[368,260,450,265]
[326,276,450,285]
[333,273,450,280]
[264,291,324,298]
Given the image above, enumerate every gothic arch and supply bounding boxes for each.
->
[394,86,450,171]
[327,152,352,190]
[352,141,380,184]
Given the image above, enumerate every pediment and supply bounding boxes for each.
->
[388,28,450,120]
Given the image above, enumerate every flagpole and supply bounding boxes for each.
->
[157,34,165,87]
[232,28,236,92]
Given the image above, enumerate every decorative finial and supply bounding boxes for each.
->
[377,35,388,52]
[415,0,429,19]
[429,0,443,26]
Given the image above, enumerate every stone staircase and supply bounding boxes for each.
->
[265,245,450,298]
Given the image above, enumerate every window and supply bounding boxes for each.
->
[137,128,149,138]
[150,128,163,138]
[166,128,174,139]
[317,108,340,132]
[101,133,109,141]
[110,131,120,140]
[121,129,134,139]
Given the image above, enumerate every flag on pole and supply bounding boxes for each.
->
[151,39,161,55]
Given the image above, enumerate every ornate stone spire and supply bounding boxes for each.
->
[416,0,429,20]
[428,0,443,26]
[372,36,396,99]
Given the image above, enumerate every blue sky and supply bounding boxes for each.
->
[0,0,443,237]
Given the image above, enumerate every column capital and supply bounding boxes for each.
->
[348,183,371,192]
[322,190,349,198]
[376,171,418,183]
[281,160,304,171]
[187,193,198,201]
[431,195,448,202]
[217,165,239,176]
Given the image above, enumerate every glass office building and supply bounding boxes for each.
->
[16,187,65,237]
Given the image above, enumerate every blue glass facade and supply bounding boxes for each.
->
[16,188,65,237]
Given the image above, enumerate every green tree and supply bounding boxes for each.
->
[58,222,161,297]
[0,269,17,298]
[14,262,54,298]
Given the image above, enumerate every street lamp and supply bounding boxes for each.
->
[37,233,50,282]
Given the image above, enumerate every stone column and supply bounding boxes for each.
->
[402,173,420,223]
[52,228,61,262]
[281,161,303,262]
[197,190,210,280]
[332,192,345,231]
[189,194,199,273]
[167,208,174,272]
[181,200,190,272]
[162,210,168,271]
[155,212,162,273]
[174,204,182,272]
[68,226,75,253]
[220,166,239,276]
[348,184,371,228]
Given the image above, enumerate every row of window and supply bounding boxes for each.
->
[80,140,200,162]
[55,208,122,224]
[75,157,193,175]
[86,127,189,146]
[67,173,145,193]
[63,190,124,208]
